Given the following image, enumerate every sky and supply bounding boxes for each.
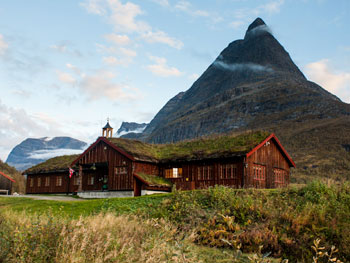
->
[0,0,349,161]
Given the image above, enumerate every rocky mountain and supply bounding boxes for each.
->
[133,18,350,182]
[6,137,87,171]
[116,122,148,138]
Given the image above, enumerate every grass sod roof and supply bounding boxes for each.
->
[134,173,172,188]
[109,131,270,162]
[25,154,80,174]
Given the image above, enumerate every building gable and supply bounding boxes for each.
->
[71,137,135,166]
[246,134,295,167]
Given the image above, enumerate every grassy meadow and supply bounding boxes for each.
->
[0,181,349,262]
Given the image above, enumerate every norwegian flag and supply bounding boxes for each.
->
[69,168,75,178]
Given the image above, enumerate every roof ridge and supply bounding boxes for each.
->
[0,171,16,182]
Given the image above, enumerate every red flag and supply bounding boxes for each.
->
[69,168,75,178]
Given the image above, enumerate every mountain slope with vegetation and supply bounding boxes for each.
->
[0,159,25,193]
[127,18,350,182]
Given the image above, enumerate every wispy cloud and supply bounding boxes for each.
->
[188,73,199,80]
[56,64,140,101]
[149,0,169,7]
[214,59,273,73]
[50,42,83,57]
[147,55,183,77]
[105,33,131,45]
[79,70,139,101]
[97,43,137,66]
[0,99,66,160]
[56,70,76,84]
[305,59,350,103]
[81,0,183,49]
[0,34,8,56]
[230,0,284,29]
[175,1,209,17]
[102,56,133,66]
[141,30,183,49]
[29,148,85,160]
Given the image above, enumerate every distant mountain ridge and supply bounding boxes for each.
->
[119,17,350,182]
[116,122,148,138]
[6,137,87,171]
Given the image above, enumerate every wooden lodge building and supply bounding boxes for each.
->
[0,171,15,195]
[25,122,295,197]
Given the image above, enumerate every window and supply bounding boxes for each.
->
[45,177,49,187]
[56,176,62,187]
[165,168,183,178]
[115,166,128,175]
[197,166,213,180]
[37,177,41,187]
[88,175,95,185]
[30,178,34,187]
[73,176,80,186]
[274,168,286,184]
[219,164,238,179]
[253,165,266,181]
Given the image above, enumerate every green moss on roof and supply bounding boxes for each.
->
[0,160,16,180]
[25,154,80,174]
[135,173,172,187]
[109,131,270,162]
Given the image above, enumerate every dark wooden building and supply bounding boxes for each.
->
[25,126,295,197]
[25,155,80,194]
[0,171,15,195]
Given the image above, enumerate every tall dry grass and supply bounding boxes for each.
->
[0,211,199,263]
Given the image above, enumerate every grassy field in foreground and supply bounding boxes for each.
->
[0,194,169,218]
[1,181,349,262]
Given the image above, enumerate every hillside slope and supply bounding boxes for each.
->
[0,159,25,193]
[133,18,350,182]
[6,136,87,171]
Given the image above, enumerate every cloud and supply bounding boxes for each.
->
[147,55,183,77]
[0,99,66,160]
[214,60,273,73]
[28,148,85,160]
[81,0,183,49]
[230,21,245,29]
[11,89,32,98]
[102,56,132,66]
[105,33,131,45]
[262,0,284,14]
[0,34,9,56]
[304,59,350,103]
[56,63,139,101]
[188,73,199,80]
[0,36,49,78]
[66,63,82,75]
[50,42,82,57]
[230,0,284,29]
[150,0,169,7]
[79,70,139,101]
[175,1,209,17]
[119,47,137,57]
[141,31,183,49]
[56,70,76,84]
[80,0,107,15]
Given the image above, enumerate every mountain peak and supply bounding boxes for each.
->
[247,17,266,32]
